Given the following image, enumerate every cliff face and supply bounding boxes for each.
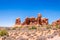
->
[15,14,48,26]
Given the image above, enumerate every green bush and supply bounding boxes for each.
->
[12,27,22,30]
[56,25,60,29]
[0,30,8,36]
[29,26,37,30]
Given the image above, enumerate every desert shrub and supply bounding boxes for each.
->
[29,26,37,30]
[12,27,16,30]
[32,26,37,29]
[0,30,8,36]
[12,26,22,30]
[46,26,51,29]
[56,25,60,29]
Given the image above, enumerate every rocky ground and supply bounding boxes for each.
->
[0,25,60,40]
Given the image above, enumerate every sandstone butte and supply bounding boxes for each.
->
[14,13,60,27]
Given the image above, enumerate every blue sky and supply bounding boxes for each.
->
[0,0,60,27]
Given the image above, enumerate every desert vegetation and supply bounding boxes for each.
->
[0,25,60,40]
[0,30,8,36]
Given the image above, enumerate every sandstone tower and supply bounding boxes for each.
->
[15,17,21,25]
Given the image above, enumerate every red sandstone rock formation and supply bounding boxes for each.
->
[22,21,26,25]
[15,14,49,26]
[52,21,57,27]
[24,17,30,25]
[52,19,60,26]
[30,17,35,23]
[15,18,21,25]
[56,19,60,25]
[37,14,42,25]
[41,18,48,25]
